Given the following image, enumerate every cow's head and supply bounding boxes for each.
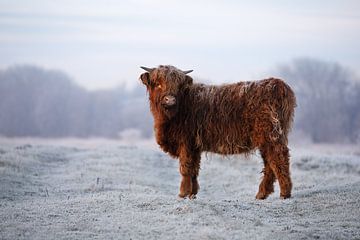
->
[139,65,193,119]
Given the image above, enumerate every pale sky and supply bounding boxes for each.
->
[0,0,359,90]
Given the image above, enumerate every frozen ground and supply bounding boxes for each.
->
[0,138,359,239]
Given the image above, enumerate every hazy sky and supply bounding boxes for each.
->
[0,0,359,90]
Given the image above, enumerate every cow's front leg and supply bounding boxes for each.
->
[190,176,200,199]
[178,174,192,198]
[178,147,201,199]
[190,152,201,199]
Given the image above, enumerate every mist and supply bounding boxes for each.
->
[0,58,359,143]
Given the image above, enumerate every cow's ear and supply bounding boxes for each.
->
[140,72,151,86]
[185,75,193,85]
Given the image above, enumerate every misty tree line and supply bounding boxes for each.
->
[0,65,153,138]
[0,58,359,143]
[276,58,360,143]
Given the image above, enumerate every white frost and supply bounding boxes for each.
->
[0,139,359,239]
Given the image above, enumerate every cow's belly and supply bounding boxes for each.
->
[202,141,254,155]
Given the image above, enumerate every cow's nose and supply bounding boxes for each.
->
[163,95,176,106]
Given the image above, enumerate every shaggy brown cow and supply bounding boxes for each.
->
[139,65,296,200]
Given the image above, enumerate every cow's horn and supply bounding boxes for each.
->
[182,70,193,74]
[140,66,155,72]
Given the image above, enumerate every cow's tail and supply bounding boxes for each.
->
[270,79,296,144]
[278,80,296,143]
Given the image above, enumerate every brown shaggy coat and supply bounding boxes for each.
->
[140,65,296,199]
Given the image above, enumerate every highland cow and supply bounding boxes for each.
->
[139,65,296,200]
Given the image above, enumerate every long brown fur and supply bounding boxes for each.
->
[140,65,296,199]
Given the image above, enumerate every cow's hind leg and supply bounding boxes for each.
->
[256,148,276,199]
[264,143,292,199]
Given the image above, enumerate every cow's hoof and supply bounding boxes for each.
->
[178,193,196,200]
[178,192,190,199]
[280,193,291,199]
[178,193,186,198]
[255,191,268,200]
[189,194,197,200]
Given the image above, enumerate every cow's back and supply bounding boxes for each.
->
[186,79,295,154]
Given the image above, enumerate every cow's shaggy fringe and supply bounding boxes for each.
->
[140,65,296,199]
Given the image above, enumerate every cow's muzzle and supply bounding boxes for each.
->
[162,95,176,108]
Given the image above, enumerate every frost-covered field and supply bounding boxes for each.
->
[0,138,359,239]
